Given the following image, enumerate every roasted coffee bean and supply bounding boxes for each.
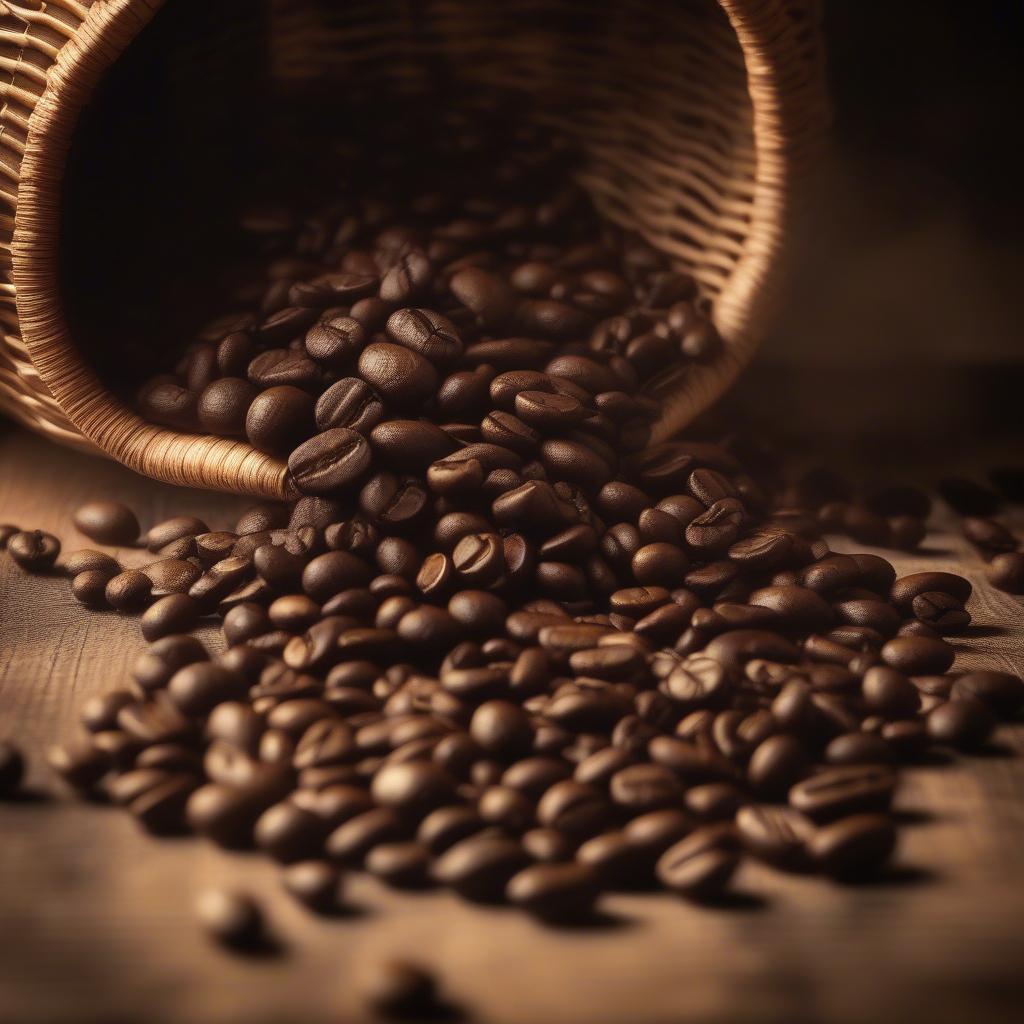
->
[7,530,60,571]
[360,959,440,1019]
[961,516,1016,553]
[72,501,140,545]
[432,834,530,902]
[926,699,995,750]
[656,832,740,900]
[282,860,344,913]
[197,378,257,436]
[810,814,896,880]
[371,419,455,471]
[314,377,384,434]
[385,307,463,365]
[105,570,153,612]
[880,636,955,675]
[245,386,316,456]
[986,552,1024,594]
[63,549,122,577]
[72,570,113,609]
[861,666,920,718]
[788,765,896,821]
[139,381,197,429]
[911,591,971,633]
[735,804,813,869]
[144,558,203,597]
[951,671,1024,718]
[288,428,371,494]
[506,862,600,921]
[890,571,972,608]
[747,735,808,799]
[358,342,438,407]
[195,889,265,949]
[141,594,200,641]
[304,317,366,370]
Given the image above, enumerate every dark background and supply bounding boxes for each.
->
[732,0,1024,449]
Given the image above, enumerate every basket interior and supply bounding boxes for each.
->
[60,0,755,403]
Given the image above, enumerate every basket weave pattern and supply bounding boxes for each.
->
[0,0,825,498]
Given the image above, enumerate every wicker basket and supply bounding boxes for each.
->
[0,0,825,499]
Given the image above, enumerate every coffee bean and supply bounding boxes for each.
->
[314,377,384,435]
[656,833,740,900]
[287,428,371,494]
[385,307,463,365]
[788,765,896,821]
[139,381,197,429]
[196,889,265,949]
[282,860,344,913]
[810,814,896,879]
[197,378,257,436]
[246,386,315,456]
[304,317,366,370]
[926,699,995,750]
[735,804,813,869]
[890,571,972,608]
[432,834,530,902]
[506,862,600,921]
[72,501,140,545]
[141,594,200,641]
[880,636,955,674]
[371,420,455,471]
[360,959,440,1019]
[7,530,60,571]
[105,570,153,611]
[986,552,1024,594]
[358,342,438,407]
[950,671,1024,718]
[861,666,920,718]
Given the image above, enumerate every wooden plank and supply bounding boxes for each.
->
[1,425,1022,1024]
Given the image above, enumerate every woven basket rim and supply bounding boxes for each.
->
[11,0,825,498]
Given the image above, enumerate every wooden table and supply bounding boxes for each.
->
[2,423,1023,1024]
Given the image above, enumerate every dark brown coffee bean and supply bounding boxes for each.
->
[105,569,153,611]
[195,888,265,949]
[7,530,60,571]
[141,594,200,641]
[254,801,327,862]
[195,378,256,437]
[71,570,111,609]
[506,862,600,921]
[951,671,1024,718]
[911,591,971,633]
[314,377,384,436]
[449,267,518,329]
[789,765,896,821]
[245,386,315,456]
[880,636,955,674]
[288,428,371,494]
[302,551,373,603]
[248,348,320,392]
[810,814,896,879]
[168,662,246,717]
[304,317,366,370]
[685,498,744,551]
[370,419,455,471]
[358,341,438,407]
[139,381,197,429]
[861,666,920,718]
[986,552,1024,594]
[663,655,731,710]
[609,763,682,812]
[48,740,109,791]
[825,732,894,766]
[72,501,140,545]
[890,571,972,608]
[656,835,739,900]
[747,735,808,799]
[926,698,995,750]
[536,780,611,838]
[385,307,463,365]
[735,804,814,869]
[432,834,530,902]
[282,860,344,913]
[63,549,122,576]
[360,959,440,1019]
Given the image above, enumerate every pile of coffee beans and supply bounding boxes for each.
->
[1,117,1022,941]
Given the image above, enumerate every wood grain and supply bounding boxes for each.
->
[1,425,1022,1024]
